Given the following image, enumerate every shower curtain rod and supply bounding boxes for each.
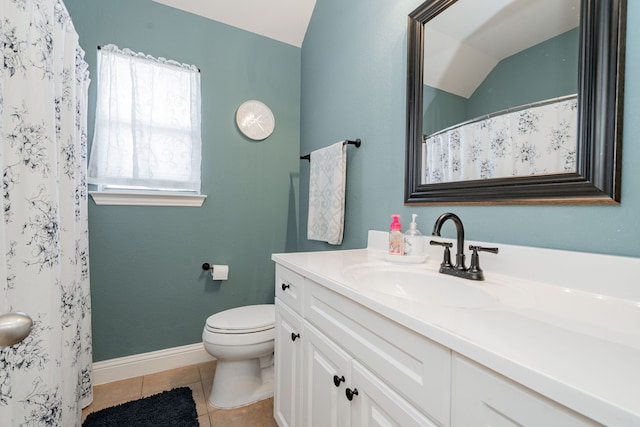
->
[422,94,577,142]
[300,139,361,161]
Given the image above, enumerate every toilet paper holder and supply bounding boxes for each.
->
[202,262,229,281]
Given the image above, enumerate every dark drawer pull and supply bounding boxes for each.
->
[291,332,300,342]
[333,375,345,387]
[281,283,290,291]
[345,388,359,401]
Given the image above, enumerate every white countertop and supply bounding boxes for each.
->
[272,240,640,426]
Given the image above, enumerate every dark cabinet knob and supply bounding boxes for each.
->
[333,375,345,387]
[291,332,300,342]
[345,388,359,401]
[281,283,290,291]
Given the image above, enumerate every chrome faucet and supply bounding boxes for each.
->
[430,213,498,281]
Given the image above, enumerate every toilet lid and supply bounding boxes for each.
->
[206,304,275,334]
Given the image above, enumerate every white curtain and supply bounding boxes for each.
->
[88,44,202,192]
[1,0,93,425]
[423,96,577,184]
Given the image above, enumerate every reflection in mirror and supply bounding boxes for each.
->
[423,0,580,184]
[405,0,626,204]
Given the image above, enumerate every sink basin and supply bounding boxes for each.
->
[341,264,497,308]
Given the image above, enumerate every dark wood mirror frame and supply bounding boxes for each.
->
[405,0,626,205]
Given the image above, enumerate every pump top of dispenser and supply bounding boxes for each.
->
[390,215,402,231]
[402,213,424,259]
[408,213,420,231]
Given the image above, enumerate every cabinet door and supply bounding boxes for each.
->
[303,324,351,427]
[350,360,438,427]
[274,299,304,427]
[451,355,601,427]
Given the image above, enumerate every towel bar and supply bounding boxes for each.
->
[300,139,361,161]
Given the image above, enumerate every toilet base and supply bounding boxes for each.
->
[208,355,274,409]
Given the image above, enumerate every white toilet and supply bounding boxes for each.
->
[202,304,275,409]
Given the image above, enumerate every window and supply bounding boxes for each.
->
[88,44,204,206]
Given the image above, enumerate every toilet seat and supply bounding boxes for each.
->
[205,304,274,334]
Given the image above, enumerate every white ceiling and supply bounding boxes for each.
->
[152,0,317,48]
[425,0,581,98]
[151,0,580,97]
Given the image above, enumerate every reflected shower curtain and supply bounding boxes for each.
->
[0,0,93,425]
[423,97,577,184]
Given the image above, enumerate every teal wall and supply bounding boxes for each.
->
[468,27,579,118]
[422,86,467,135]
[299,0,640,258]
[67,0,639,362]
[65,0,301,361]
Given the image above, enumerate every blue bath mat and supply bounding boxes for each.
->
[83,386,198,427]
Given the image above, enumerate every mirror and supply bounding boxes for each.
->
[423,0,580,183]
[405,0,626,204]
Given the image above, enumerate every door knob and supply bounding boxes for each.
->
[0,312,33,347]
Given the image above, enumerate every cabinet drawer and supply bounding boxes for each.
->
[451,354,601,427]
[275,265,304,315]
[304,280,451,426]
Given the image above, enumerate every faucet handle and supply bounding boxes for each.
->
[430,240,453,248]
[430,240,453,268]
[469,245,499,254]
[468,245,499,280]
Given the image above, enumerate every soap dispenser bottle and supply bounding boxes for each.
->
[388,214,403,255]
[404,213,423,256]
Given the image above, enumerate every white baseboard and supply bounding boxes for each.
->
[92,342,215,385]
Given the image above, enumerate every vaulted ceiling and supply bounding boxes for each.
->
[152,0,317,48]
[152,0,580,99]
[424,0,580,98]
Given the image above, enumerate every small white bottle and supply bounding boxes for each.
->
[403,213,423,256]
[388,214,403,255]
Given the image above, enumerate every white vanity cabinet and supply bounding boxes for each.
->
[302,324,436,427]
[451,355,602,427]
[303,323,437,427]
[274,264,450,427]
[304,279,450,426]
[273,238,640,426]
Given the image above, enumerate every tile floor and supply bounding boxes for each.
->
[82,361,277,427]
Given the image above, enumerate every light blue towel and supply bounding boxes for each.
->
[307,141,347,245]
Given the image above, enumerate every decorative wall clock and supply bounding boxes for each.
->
[235,100,275,140]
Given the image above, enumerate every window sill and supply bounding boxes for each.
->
[89,191,207,207]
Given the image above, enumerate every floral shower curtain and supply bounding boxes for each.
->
[1,0,93,425]
[423,96,577,184]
